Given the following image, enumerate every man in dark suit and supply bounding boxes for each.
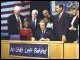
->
[53,4,70,41]
[27,10,40,37]
[34,20,55,41]
[8,6,24,39]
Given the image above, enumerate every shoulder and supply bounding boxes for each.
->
[54,14,58,18]
[50,15,55,18]
[46,28,53,32]
[27,18,32,22]
[19,15,24,19]
[63,12,70,16]
[36,28,41,32]
[9,14,15,18]
[8,14,15,21]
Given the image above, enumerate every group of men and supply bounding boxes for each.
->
[8,4,79,42]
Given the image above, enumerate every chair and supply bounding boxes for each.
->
[10,35,20,40]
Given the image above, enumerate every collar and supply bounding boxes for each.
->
[32,17,37,20]
[59,11,64,15]
[41,28,46,33]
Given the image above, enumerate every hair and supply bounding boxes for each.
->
[39,20,47,26]
[14,5,21,11]
[43,10,48,13]
[31,9,38,14]
[23,20,29,28]
[77,6,79,10]
[70,5,78,10]
[57,4,64,9]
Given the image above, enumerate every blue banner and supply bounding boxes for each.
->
[9,43,48,58]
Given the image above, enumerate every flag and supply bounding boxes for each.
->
[1,1,30,38]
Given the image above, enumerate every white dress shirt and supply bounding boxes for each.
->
[32,18,37,27]
[71,15,77,26]
[15,14,22,30]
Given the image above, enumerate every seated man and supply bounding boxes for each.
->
[33,20,55,41]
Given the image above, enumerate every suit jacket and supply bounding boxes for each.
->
[67,15,79,42]
[53,11,70,37]
[8,14,24,35]
[69,15,79,29]
[34,28,55,41]
[27,18,40,37]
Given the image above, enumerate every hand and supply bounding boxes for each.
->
[74,41,78,43]
[73,27,76,31]
[39,38,50,41]
[69,26,76,31]
[45,38,50,41]
[62,35,66,42]
[31,37,35,41]
[39,38,45,41]
[69,26,73,30]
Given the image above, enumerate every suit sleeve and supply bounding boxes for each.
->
[20,15,24,28]
[8,15,12,35]
[49,29,56,41]
[62,13,71,35]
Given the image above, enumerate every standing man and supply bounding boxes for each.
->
[42,10,54,29]
[8,5,24,39]
[28,10,40,37]
[53,4,70,41]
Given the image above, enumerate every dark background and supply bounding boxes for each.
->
[30,1,50,19]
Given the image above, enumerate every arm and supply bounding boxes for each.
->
[62,13,71,41]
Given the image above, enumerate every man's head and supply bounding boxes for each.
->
[14,5,21,15]
[39,20,46,30]
[70,5,78,16]
[55,4,63,14]
[31,10,38,18]
[42,10,49,17]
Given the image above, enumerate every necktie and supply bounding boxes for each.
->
[41,30,44,38]
[17,15,20,30]
[34,19,36,27]
[58,13,61,21]
[32,18,36,27]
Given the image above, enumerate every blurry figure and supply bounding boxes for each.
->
[77,7,79,18]
[67,5,79,42]
[42,10,54,29]
[53,4,70,41]
[69,5,78,31]
[20,21,32,40]
[27,10,40,37]
[77,8,79,43]
[8,5,24,39]
[34,20,55,41]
